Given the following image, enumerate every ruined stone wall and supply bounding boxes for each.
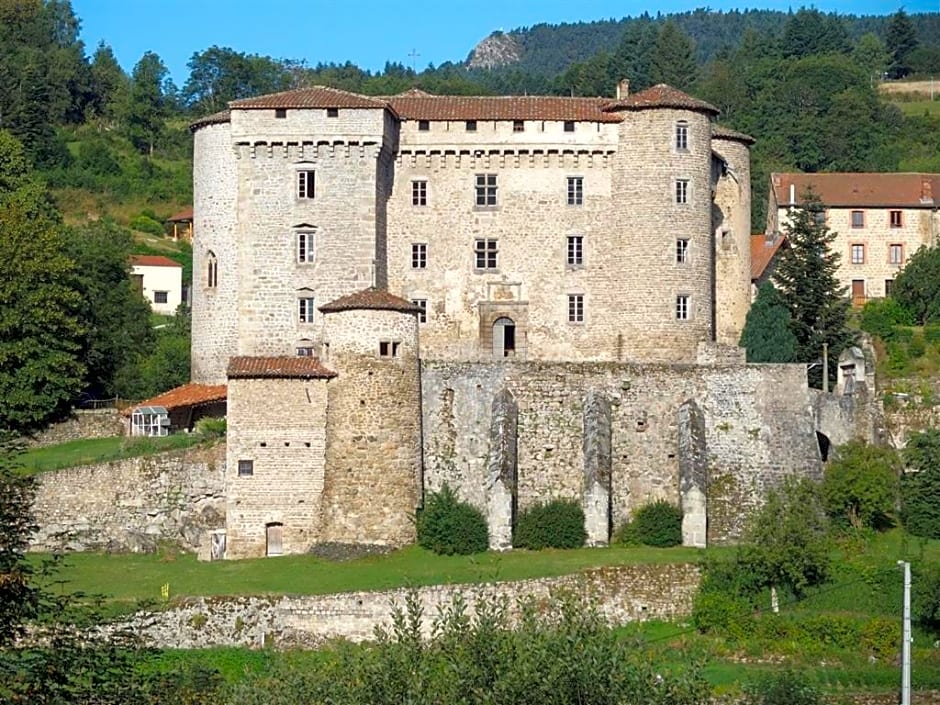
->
[421,360,820,545]
[225,378,329,559]
[30,444,225,555]
[25,409,125,448]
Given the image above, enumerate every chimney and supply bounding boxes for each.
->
[789,183,795,206]
[616,79,630,100]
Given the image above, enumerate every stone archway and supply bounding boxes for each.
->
[492,317,516,358]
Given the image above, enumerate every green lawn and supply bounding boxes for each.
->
[895,100,940,117]
[19,434,208,474]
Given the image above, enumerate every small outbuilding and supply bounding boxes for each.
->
[130,254,183,314]
[166,207,193,242]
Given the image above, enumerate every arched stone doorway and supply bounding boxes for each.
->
[492,317,516,358]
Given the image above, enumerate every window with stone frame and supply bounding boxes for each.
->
[412,180,427,206]
[567,176,583,206]
[889,243,904,265]
[411,243,427,269]
[297,231,315,263]
[412,299,428,323]
[298,296,316,323]
[675,121,689,150]
[206,251,218,288]
[238,459,254,477]
[475,173,498,207]
[297,170,315,199]
[675,179,689,204]
[296,344,316,357]
[851,243,865,265]
[890,210,903,228]
[566,235,583,266]
[567,294,584,323]
[851,210,865,228]
[676,294,690,320]
[676,238,690,263]
[474,238,498,270]
[379,340,401,357]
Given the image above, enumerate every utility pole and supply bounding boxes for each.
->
[899,560,912,705]
[822,343,829,393]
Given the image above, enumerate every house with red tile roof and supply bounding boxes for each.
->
[130,254,183,315]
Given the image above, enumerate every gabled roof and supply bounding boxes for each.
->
[603,84,719,115]
[123,383,227,415]
[388,93,623,123]
[130,255,181,268]
[712,124,755,145]
[167,207,193,222]
[319,287,423,314]
[227,356,337,379]
[189,109,230,131]
[751,234,788,281]
[771,172,940,209]
[229,86,390,111]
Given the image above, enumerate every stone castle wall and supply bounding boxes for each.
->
[30,443,225,555]
[25,409,125,448]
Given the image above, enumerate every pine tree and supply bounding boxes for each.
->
[740,282,799,363]
[650,20,697,91]
[885,9,919,79]
[772,190,854,388]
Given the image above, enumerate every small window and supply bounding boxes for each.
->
[567,294,584,323]
[890,210,903,228]
[206,251,218,288]
[563,121,575,132]
[297,346,315,357]
[238,459,254,477]
[885,279,894,296]
[474,238,498,270]
[566,176,583,206]
[379,341,401,357]
[412,299,427,323]
[275,108,287,119]
[889,243,904,265]
[851,243,865,265]
[813,210,826,226]
[566,235,583,266]
[676,295,690,321]
[465,120,477,132]
[676,179,690,204]
[297,231,315,263]
[418,120,430,131]
[298,297,316,323]
[326,107,339,118]
[412,180,427,206]
[851,210,865,228]
[475,173,497,207]
[513,120,524,132]
[297,170,315,199]
[676,238,690,264]
[676,121,689,150]
[411,243,427,269]
[153,291,168,304]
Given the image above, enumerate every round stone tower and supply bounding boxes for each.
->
[190,111,239,384]
[317,288,422,547]
[604,85,720,363]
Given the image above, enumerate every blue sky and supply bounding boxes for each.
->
[73,0,939,86]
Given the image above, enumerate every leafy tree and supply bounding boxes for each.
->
[892,245,940,324]
[885,8,919,79]
[740,282,799,363]
[853,32,890,80]
[822,441,900,531]
[183,46,293,115]
[901,429,940,539]
[124,51,169,155]
[650,20,697,91]
[772,191,854,388]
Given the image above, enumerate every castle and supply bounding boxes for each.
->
[189,80,827,560]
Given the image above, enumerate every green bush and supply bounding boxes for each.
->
[924,325,940,346]
[513,499,586,550]
[859,297,914,341]
[416,483,488,555]
[615,500,683,547]
[743,670,821,705]
[195,416,226,438]
[130,213,165,236]
[901,429,940,539]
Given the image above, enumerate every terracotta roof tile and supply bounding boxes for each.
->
[604,84,719,115]
[130,255,181,268]
[227,356,337,379]
[319,287,423,314]
[388,94,623,123]
[712,124,755,145]
[772,172,940,208]
[167,207,193,222]
[124,383,227,415]
[189,109,230,131]
[751,234,788,280]
[230,86,389,110]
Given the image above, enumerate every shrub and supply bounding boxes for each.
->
[514,499,586,550]
[195,416,226,438]
[859,297,914,341]
[909,331,927,358]
[129,213,165,236]
[901,429,940,539]
[416,483,488,555]
[924,325,940,346]
[615,500,683,547]
[743,670,821,705]
[821,441,900,531]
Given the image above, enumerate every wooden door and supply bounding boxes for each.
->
[265,523,283,557]
[851,280,866,307]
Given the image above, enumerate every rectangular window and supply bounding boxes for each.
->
[474,238,498,269]
[566,235,584,266]
[411,243,427,269]
[563,120,575,132]
[238,459,254,477]
[275,108,287,119]
[676,238,690,264]
[567,294,584,323]
[379,341,400,357]
[676,295,690,321]
[326,107,339,118]
[890,210,903,228]
[885,279,894,296]
[814,210,826,225]
[412,180,427,206]
[153,291,168,304]
[676,121,689,150]
[412,299,427,324]
[851,243,865,264]
[513,120,524,132]
[566,176,583,206]
[297,170,315,199]
[676,179,689,204]
[465,120,477,132]
[297,346,315,357]
[298,297,316,323]
[889,243,904,265]
[475,173,497,207]
[851,210,865,228]
[297,231,315,263]
[418,120,430,131]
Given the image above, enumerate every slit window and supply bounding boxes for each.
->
[207,252,218,288]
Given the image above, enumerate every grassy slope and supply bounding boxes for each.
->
[19,434,207,475]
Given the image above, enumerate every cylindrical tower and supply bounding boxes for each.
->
[190,111,239,383]
[604,85,719,363]
[712,127,754,346]
[318,289,422,547]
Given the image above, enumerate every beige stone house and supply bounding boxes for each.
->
[767,172,940,304]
